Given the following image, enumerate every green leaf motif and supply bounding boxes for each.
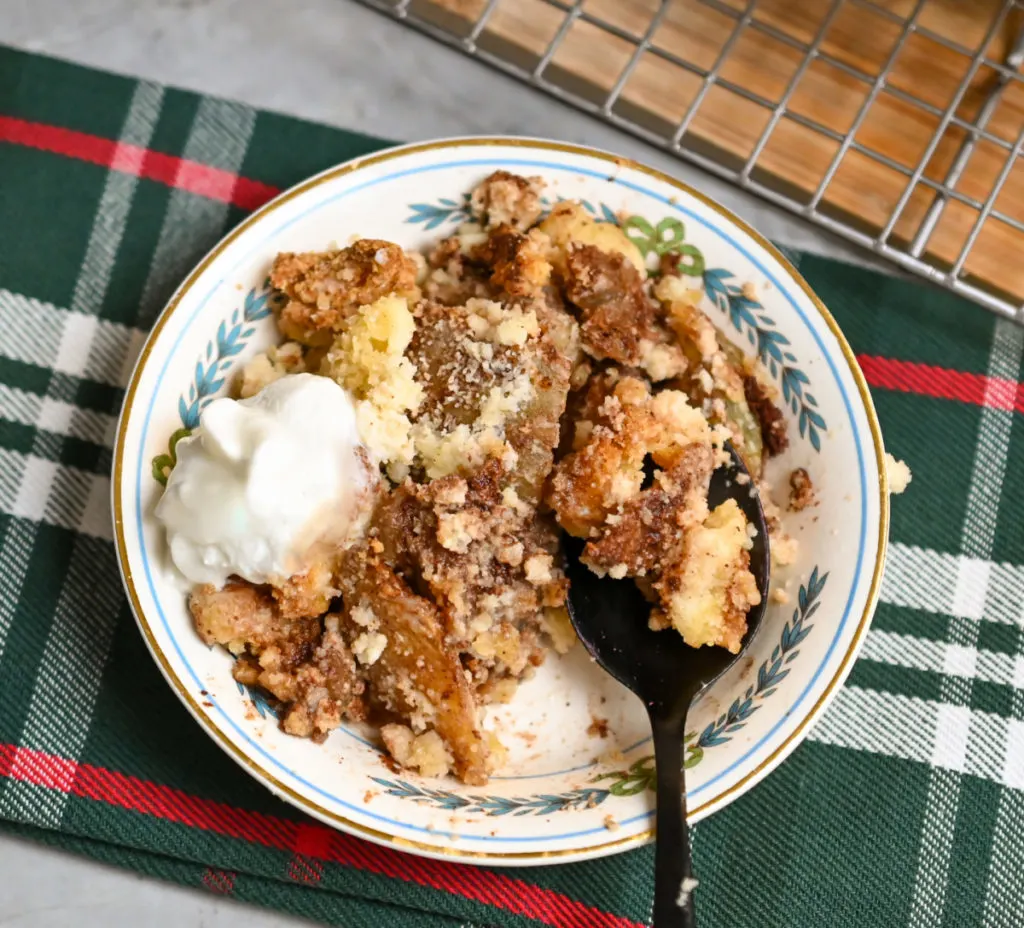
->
[622,216,657,256]
[683,731,705,769]
[594,755,656,795]
[622,214,707,282]
[684,745,704,769]
[652,217,686,254]
[151,428,192,486]
[669,243,706,277]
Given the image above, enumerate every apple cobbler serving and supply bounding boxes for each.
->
[156,170,797,786]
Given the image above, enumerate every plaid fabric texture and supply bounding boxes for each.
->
[1,44,1023,928]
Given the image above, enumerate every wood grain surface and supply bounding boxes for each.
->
[418,0,1024,303]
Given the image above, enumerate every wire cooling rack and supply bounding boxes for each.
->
[354,0,1024,322]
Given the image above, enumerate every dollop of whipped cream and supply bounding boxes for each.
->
[156,373,373,587]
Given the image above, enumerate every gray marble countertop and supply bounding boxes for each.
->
[3,2,884,925]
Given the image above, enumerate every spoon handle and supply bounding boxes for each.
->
[650,712,696,928]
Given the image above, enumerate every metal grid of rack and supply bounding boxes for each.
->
[355,0,1024,322]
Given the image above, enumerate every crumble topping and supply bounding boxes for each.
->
[885,453,912,494]
[653,499,761,653]
[381,725,453,779]
[237,341,306,398]
[524,553,555,585]
[469,170,544,232]
[352,631,388,666]
[179,169,811,785]
[191,585,366,742]
[788,467,817,511]
[321,294,423,473]
[271,239,419,346]
[538,201,646,274]
[563,243,677,370]
[406,294,570,500]
[771,533,799,567]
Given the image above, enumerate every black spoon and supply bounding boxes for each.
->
[564,443,770,928]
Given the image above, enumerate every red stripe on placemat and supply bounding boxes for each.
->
[858,354,1024,413]
[288,854,325,883]
[288,821,331,883]
[0,116,279,211]
[0,743,642,928]
[293,820,333,858]
[0,744,78,792]
[202,867,237,895]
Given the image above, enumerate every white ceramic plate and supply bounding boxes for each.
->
[113,138,889,866]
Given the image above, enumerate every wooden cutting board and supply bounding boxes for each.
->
[417,0,1024,306]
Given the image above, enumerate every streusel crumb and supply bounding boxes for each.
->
[188,171,797,785]
[788,468,817,511]
[272,240,419,345]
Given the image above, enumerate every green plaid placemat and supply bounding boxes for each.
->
[1,44,1022,928]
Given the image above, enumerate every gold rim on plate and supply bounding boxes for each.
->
[112,137,890,864]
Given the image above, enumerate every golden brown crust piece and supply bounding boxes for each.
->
[422,237,495,306]
[472,226,552,298]
[653,541,757,654]
[274,614,367,740]
[270,556,337,620]
[546,373,709,539]
[190,582,365,742]
[270,240,419,346]
[190,580,307,653]
[788,467,816,511]
[408,297,572,501]
[744,375,789,458]
[372,461,567,652]
[563,243,674,368]
[583,442,714,579]
[469,170,544,232]
[546,397,654,539]
[467,223,580,368]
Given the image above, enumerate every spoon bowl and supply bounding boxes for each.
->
[564,443,770,926]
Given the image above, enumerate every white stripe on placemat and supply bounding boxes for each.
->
[980,364,1024,923]
[907,318,1024,928]
[136,98,256,327]
[0,450,111,540]
[0,289,150,393]
[810,684,938,764]
[0,290,140,389]
[982,704,1024,926]
[0,521,37,667]
[69,83,163,321]
[881,542,1022,626]
[0,82,162,826]
[0,383,116,448]
[808,686,1017,785]
[862,630,996,683]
